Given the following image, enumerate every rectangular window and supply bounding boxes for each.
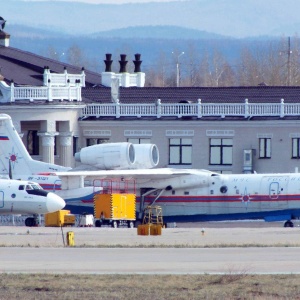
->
[292,138,300,158]
[54,136,57,156]
[86,138,109,146]
[73,136,78,156]
[209,138,232,165]
[259,138,271,158]
[27,130,39,155]
[169,138,192,165]
[127,138,151,144]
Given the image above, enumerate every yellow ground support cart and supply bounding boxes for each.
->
[93,179,136,228]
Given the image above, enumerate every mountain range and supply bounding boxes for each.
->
[2,0,300,38]
[1,0,297,78]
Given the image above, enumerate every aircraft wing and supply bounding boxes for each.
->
[57,168,193,180]
[54,168,213,190]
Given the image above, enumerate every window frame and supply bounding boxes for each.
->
[292,138,300,159]
[259,138,271,159]
[127,138,151,144]
[168,138,192,165]
[86,138,109,147]
[209,138,233,166]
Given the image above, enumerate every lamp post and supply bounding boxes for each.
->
[54,52,65,62]
[172,51,184,87]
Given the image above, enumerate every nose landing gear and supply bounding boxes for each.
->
[25,215,39,227]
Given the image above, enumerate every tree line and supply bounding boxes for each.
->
[44,35,300,87]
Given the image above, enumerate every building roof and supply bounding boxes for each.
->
[1,36,300,106]
[0,45,102,87]
[82,86,300,104]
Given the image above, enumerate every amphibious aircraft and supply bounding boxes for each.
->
[1,113,300,227]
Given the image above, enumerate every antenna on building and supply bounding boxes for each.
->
[280,36,293,86]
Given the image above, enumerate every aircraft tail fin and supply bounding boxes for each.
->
[0,114,69,177]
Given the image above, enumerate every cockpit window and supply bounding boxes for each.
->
[31,184,42,190]
[26,185,33,190]
[18,185,25,190]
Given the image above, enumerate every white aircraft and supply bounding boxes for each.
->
[0,179,65,226]
[1,113,300,227]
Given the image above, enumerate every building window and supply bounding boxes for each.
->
[27,130,39,155]
[209,138,232,165]
[54,136,57,156]
[127,138,151,144]
[259,138,271,158]
[169,138,192,165]
[292,138,300,158]
[73,136,78,156]
[86,138,109,146]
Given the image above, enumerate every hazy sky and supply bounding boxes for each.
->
[23,0,187,3]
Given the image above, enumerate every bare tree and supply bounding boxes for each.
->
[66,44,88,68]
[43,46,64,61]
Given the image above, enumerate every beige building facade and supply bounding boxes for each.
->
[1,28,300,175]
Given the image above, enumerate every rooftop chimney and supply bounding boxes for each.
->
[119,54,128,73]
[133,53,142,73]
[0,17,9,47]
[104,53,113,72]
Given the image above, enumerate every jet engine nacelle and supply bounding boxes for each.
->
[132,144,159,169]
[74,142,159,170]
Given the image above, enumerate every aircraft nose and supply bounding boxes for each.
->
[46,192,66,213]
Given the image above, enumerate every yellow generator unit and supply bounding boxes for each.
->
[94,193,136,228]
[45,210,74,227]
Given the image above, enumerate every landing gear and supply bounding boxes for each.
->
[284,220,294,228]
[95,220,101,227]
[25,214,39,227]
[25,217,37,227]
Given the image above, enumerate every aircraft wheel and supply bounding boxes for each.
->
[25,217,36,227]
[95,220,101,227]
[284,220,294,228]
[128,221,134,228]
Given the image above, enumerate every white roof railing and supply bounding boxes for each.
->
[43,67,86,87]
[81,98,294,119]
[10,82,82,102]
[0,68,85,103]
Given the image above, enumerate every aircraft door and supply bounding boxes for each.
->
[53,180,62,192]
[261,176,288,209]
[269,182,280,199]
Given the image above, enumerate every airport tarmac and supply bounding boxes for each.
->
[0,222,299,248]
[1,247,300,274]
[0,223,300,274]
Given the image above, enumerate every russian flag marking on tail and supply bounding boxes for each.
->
[0,136,9,140]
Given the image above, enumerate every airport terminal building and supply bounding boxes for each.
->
[1,29,300,174]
